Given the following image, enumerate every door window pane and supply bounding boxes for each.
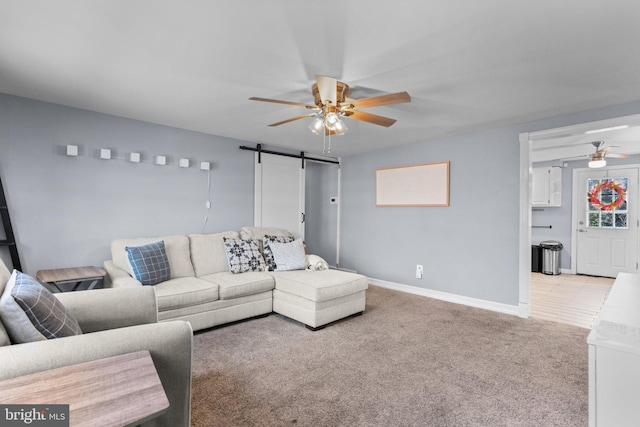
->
[587,177,628,229]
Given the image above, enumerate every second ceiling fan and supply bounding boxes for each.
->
[588,141,628,168]
[250,75,411,135]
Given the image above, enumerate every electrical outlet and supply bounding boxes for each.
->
[416,264,423,279]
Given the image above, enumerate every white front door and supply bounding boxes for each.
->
[254,153,305,239]
[576,167,638,278]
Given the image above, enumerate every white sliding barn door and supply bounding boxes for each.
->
[254,153,305,239]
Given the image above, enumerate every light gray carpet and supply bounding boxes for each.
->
[191,286,588,426]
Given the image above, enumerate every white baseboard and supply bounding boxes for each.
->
[369,278,522,317]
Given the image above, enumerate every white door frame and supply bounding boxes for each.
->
[571,164,640,276]
[518,132,532,318]
[519,113,640,318]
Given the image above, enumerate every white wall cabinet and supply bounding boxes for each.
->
[588,273,640,427]
[532,166,562,207]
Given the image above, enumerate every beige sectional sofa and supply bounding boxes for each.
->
[103,226,368,331]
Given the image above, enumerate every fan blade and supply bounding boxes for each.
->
[600,146,620,154]
[347,91,411,109]
[606,153,629,158]
[344,110,397,127]
[249,97,317,109]
[268,113,315,127]
[316,75,337,105]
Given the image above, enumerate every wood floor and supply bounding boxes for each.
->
[530,272,614,329]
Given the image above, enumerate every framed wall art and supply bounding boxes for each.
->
[376,161,450,207]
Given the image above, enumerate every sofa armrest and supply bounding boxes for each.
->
[0,321,193,427]
[103,259,143,288]
[55,287,157,333]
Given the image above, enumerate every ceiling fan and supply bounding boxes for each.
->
[249,75,411,136]
[588,141,628,168]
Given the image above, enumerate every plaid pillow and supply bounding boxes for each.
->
[223,238,266,274]
[0,270,82,343]
[263,235,295,271]
[126,240,171,285]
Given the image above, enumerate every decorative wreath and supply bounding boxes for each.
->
[588,181,627,211]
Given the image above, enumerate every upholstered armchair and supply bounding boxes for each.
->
[0,259,193,427]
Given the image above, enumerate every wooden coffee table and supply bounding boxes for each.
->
[0,351,169,427]
[36,266,106,293]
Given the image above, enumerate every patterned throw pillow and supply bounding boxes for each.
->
[125,240,171,285]
[223,238,266,274]
[0,270,82,343]
[263,235,295,271]
[268,239,307,271]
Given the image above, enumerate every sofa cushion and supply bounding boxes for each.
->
[268,239,307,271]
[189,232,239,276]
[223,238,266,274]
[269,270,369,302]
[263,235,295,271]
[153,277,219,312]
[112,235,195,280]
[126,241,171,285]
[200,271,275,300]
[0,270,82,343]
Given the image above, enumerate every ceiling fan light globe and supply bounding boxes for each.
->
[334,119,346,131]
[309,118,324,134]
[589,159,606,168]
[325,112,340,127]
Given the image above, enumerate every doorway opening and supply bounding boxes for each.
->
[519,113,640,321]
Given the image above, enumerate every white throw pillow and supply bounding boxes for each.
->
[268,239,307,271]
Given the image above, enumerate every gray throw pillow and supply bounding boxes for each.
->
[263,235,295,271]
[0,270,82,343]
[268,239,307,271]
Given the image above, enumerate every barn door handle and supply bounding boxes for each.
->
[301,213,305,223]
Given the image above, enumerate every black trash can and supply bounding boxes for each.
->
[531,245,542,273]
[540,241,563,275]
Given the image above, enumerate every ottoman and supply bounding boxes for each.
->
[269,269,369,330]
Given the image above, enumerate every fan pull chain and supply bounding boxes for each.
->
[322,129,332,154]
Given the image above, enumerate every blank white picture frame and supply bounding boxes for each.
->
[376,161,450,207]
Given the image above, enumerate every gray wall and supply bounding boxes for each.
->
[340,101,640,306]
[304,161,339,265]
[0,94,255,275]
[3,91,640,308]
[532,154,640,270]
[340,127,521,305]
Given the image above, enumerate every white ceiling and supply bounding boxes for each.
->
[1,0,640,158]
